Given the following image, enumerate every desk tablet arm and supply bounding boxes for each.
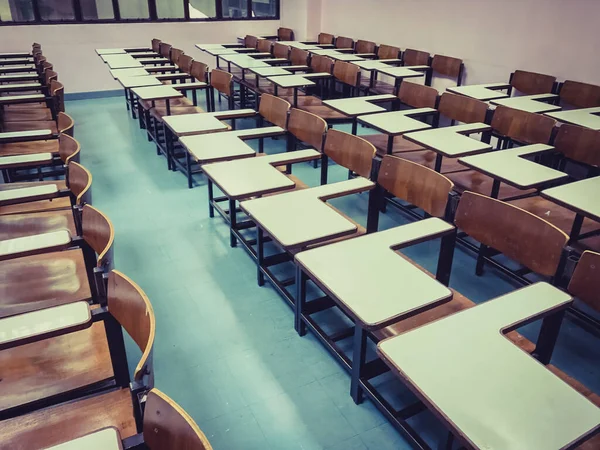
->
[146,65,179,74]
[284,65,311,73]
[355,53,377,59]
[155,73,193,82]
[0,129,53,144]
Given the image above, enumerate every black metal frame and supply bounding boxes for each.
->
[0,0,280,25]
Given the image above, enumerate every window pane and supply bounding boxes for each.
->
[222,0,247,18]
[252,0,275,17]
[156,0,184,19]
[0,0,35,22]
[189,0,215,18]
[81,0,115,20]
[119,0,149,19]
[38,0,75,20]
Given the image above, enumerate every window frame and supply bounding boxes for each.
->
[0,0,280,25]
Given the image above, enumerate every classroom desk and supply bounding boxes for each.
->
[0,73,39,82]
[447,82,511,101]
[378,282,600,450]
[46,427,123,450]
[490,93,561,114]
[130,85,183,116]
[309,49,365,62]
[177,126,285,188]
[0,52,32,58]
[0,93,45,105]
[0,82,42,92]
[117,75,162,89]
[0,229,72,261]
[109,67,150,79]
[267,72,331,106]
[546,107,600,130]
[204,149,322,257]
[0,65,36,74]
[403,123,492,172]
[0,184,58,206]
[458,144,568,198]
[296,220,455,402]
[352,60,402,89]
[0,249,91,318]
[0,129,53,144]
[104,55,143,69]
[241,177,375,303]
[0,58,34,66]
[96,47,152,55]
[323,94,396,133]
[0,301,91,351]
[357,108,436,153]
[541,177,600,240]
[277,41,321,51]
[374,65,429,95]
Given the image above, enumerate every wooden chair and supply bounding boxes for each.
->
[509,69,557,96]
[244,35,260,49]
[557,80,600,109]
[362,81,439,156]
[209,68,234,112]
[151,38,161,54]
[430,54,464,87]
[375,44,401,60]
[1,111,74,137]
[277,27,294,41]
[273,42,291,60]
[354,40,377,58]
[403,49,430,66]
[1,79,64,123]
[320,128,377,184]
[290,47,310,68]
[446,105,557,200]
[318,33,335,45]
[509,125,600,251]
[335,36,355,50]
[0,270,157,447]
[368,48,430,95]
[286,107,327,173]
[257,38,273,54]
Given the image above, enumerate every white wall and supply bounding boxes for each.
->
[319,0,600,86]
[0,20,280,93]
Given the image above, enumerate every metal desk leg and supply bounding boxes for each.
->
[569,214,584,241]
[490,179,501,199]
[257,227,265,286]
[166,98,171,116]
[387,135,394,154]
[533,309,567,364]
[295,266,307,336]
[434,154,443,172]
[207,180,215,218]
[293,87,298,108]
[229,198,238,248]
[351,325,367,404]
[351,118,358,135]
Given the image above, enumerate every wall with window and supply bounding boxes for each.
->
[320,0,600,85]
[0,20,281,92]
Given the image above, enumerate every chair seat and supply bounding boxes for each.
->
[0,388,137,449]
[2,119,58,135]
[0,209,76,240]
[3,101,47,110]
[363,79,395,94]
[150,104,205,120]
[445,170,537,200]
[362,134,425,156]
[2,107,53,122]
[394,150,468,173]
[0,138,59,156]
[0,322,113,413]
[140,97,192,110]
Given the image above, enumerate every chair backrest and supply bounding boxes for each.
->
[335,36,354,50]
[491,106,556,145]
[403,49,430,66]
[318,32,335,45]
[568,251,600,313]
[177,55,193,73]
[59,134,80,164]
[431,54,463,84]
[245,35,259,49]
[378,156,453,217]
[377,44,401,60]
[310,55,334,74]
[355,40,376,54]
[41,61,53,75]
[159,43,172,59]
[511,70,556,95]
[151,38,161,53]
[398,81,438,109]
[58,112,75,137]
[67,161,92,206]
[290,48,309,66]
[107,270,155,383]
[82,204,115,269]
[50,80,65,113]
[257,39,273,54]
[554,124,600,168]
[278,27,294,41]
[210,69,233,96]
[288,108,327,150]
[170,48,184,65]
[324,129,375,178]
[273,43,290,59]
[559,80,600,108]
[144,389,213,450]
[333,60,360,87]
[259,94,291,129]
[190,61,209,82]
[45,69,58,85]
[454,191,568,277]
[438,92,488,124]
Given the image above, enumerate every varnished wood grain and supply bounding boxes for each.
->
[438,92,488,124]
[144,389,213,450]
[318,33,335,45]
[455,191,568,277]
[431,54,462,79]
[288,108,327,150]
[170,48,184,66]
[257,39,273,54]
[59,134,80,164]
[568,251,600,313]
[58,112,75,136]
[0,209,76,240]
[0,389,136,450]
[511,70,556,95]
[554,124,600,167]
[82,204,114,268]
[310,55,334,74]
[210,69,233,96]
[244,35,259,49]
[177,55,193,73]
[355,40,376,54]
[68,161,92,205]
[378,44,401,60]
[290,48,309,66]
[333,60,360,87]
[273,43,290,60]
[378,156,453,217]
[559,80,600,108]
[278,27,294,41]
[398,81,438,109]
[324,129,375,178]
[403,49,430,66]
[259,94,291,129]
[335,36,354,50]
[491,105,556,144]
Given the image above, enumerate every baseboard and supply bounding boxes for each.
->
[65,90,122,101]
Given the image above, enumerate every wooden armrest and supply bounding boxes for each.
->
[0,93,45,104]
[0,58,33,65]
[0,66,36,74]
[284,65,311,72]
[380,59,403,65]
[0,302,92,351]
[0,82,42,92]
[301,41,318,45]
[335,48,355,54]
[0,230,72,262]
[248,52,274,58]
[146,65,179,73]
[315,44,335,48]
[262,58,289,65]
[0,73,39,81]
[139,57,170,65]
[208,109,257,120]
[303,72,333,79]
[172,82,208,90]
[0,129,53,143]
[237,126,286,139]
[0,182,58,206]
[130,52,162,59]
[155,73,191,81]
[355,53,377,59]
[0,52,31,58]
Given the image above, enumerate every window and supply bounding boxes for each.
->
[0,0,278,23]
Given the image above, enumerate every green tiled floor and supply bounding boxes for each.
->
[65,94,599,449]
